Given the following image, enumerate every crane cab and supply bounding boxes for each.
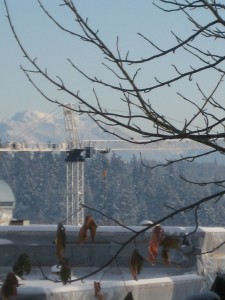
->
[65,149,85,162]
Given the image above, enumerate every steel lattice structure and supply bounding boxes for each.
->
[64,104,85,226]
[66,160,84,226]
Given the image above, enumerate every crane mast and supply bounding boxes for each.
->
[64,104,84,226]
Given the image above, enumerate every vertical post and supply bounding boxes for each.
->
[77,161,84,226]
[66,159,84,226]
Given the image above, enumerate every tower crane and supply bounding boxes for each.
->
[63,104,86,226]
[1,106,223,226]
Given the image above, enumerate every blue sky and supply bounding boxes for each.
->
[1,1,221,131]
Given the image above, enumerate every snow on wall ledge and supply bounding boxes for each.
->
[0,225,224,300]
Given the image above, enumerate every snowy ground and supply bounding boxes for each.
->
[0,266,204,300]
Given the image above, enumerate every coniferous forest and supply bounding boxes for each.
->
[0,151,224,226]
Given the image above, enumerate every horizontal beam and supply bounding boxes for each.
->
[0,139,223,152]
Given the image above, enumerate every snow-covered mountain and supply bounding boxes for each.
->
[0,110,110,144]
[1,110,224,163]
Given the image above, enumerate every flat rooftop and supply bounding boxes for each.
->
[0,225,224,299]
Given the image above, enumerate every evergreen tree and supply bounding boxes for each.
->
[0,151,225,226]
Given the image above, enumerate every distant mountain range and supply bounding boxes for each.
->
[0,110,110,144]
[0,110,224,163]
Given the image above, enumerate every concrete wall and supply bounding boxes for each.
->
[0,225,225,299]
[0,225,200,269]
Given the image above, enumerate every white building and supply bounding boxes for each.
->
[0,180,15,224]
